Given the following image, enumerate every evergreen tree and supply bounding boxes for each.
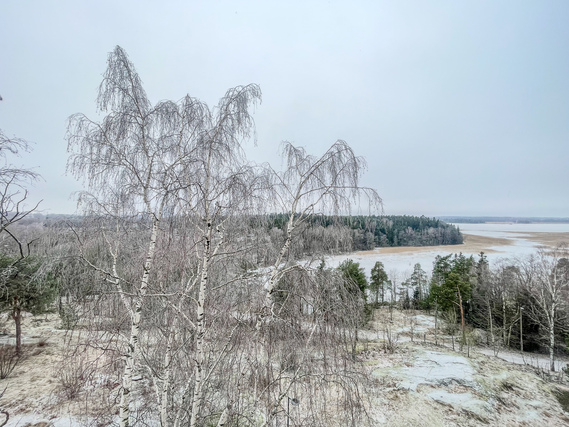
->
[370,261,388,305]
[338,259,369,359]
[429,253,475,348]
[0,256,58,354]
[409,263,428,308]
[429,254,474,312]
[338,259,368,301]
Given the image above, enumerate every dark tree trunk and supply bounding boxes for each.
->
[12,306,21,356]
[457,287,466,350]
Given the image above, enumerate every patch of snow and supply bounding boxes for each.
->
[477,347,568,372]
[395,349,478,392]
[5,414,86,427]
[426,389,490,415]
[374,348,492,418]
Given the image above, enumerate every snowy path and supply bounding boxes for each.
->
[477,347,568,372]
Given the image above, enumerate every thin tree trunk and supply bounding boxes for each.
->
[549,306,556,371]
[457,287,465,350]
[351,327,358,360]
[520,307,523,353]
[189,214,215,427]
[488,302,495,349]
[119,216,160,427]
[434,302,438,345]
[160,326,175,427]
[216,405,231,427]
[502,297,507,346]
[259,214,295,328]
[507,320,515,347]
[12,306,21,356]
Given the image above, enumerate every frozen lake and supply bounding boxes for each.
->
[326,222,569,280]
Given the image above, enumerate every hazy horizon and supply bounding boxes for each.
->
[25,211,569,222]
[2,1,568,217]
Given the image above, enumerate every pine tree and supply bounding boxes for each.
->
[370,261,388,305]
[338,259,368,300]
[0,256,58,354]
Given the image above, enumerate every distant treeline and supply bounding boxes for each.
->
[440,216,569,224]
[36,213,462,258]
[265,214,463,253]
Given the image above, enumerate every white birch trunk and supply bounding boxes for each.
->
[216,405,230,427]
[257,213,294,328]
[119,216,160,427]
[160,326,175,426]
[189,219,213,427]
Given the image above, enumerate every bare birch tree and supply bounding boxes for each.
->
[67,45,381,426]
[67,46,207,426]
[68,44,269,426]
[176,84,264,427]
[517,246,569,371]
[241,142,381,426]
[0,117,41,257]
[258,141,381,326]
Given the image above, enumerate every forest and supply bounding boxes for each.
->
[0,46,567,426]
[265,214,463,253]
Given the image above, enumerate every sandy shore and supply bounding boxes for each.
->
[358,231,569,257]
[501,230,569,247]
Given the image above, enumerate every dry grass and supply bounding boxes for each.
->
[0,313,119,424]
[502,231,569,247]
[358,230,569,257]
[358,233,513,256]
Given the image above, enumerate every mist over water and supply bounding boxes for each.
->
[326,223,569,280]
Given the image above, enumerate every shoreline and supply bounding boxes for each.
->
[357,231,569,257]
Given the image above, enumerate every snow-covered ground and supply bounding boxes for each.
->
[478,347,568,372]
[365,308,569,426]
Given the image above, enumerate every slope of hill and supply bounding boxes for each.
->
[1,309,568,426]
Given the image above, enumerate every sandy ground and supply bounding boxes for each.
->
[357,233,513,256]
[0,314,117,427]
[358,230,569,257]
[502,231,569,247]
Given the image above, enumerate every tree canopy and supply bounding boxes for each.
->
[338,259,368,300]
[370,261,388,305]
[429,254,475,312]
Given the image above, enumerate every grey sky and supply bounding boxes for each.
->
[1,1,568,217]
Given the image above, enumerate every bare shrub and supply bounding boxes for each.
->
[0,345,21,379]
[279,348,299,373]
[56,353,95,400]
[442,308,459,335]
[382,324,399,354]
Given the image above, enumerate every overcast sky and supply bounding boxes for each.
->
[1,1,568,217]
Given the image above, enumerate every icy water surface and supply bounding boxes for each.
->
[326,222,569,279]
